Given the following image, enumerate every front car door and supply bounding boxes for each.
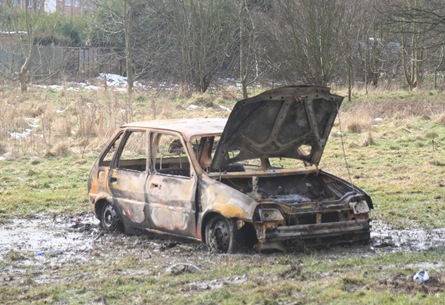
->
[145,132,198,238]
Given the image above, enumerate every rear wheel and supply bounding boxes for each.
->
[101,202,123,232]
[205,215,240,253]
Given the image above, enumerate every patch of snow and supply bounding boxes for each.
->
[0,31,27,34]
[83,85,100,90]
[10,129,32,139]
[0,156,5,161]
[188,104,199,110]
[98,73,127,86]
[34,84,64,90]
[28,119,40,129]
[219,105,231,111]
[98,73,143,88]
[374,118,383,122]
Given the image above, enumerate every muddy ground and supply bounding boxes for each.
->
[1,213,445,293]
[2,213,445,266]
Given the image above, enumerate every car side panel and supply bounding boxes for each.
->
[196,175,258,240]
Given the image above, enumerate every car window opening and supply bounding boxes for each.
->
[152,133,191,178]
[117,131,147,172]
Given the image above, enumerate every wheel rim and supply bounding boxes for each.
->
[209,218,230,252]
[102,204,118,230]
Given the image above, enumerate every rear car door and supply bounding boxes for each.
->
[108,129,149,227]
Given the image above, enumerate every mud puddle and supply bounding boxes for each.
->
[0,213,203,271]
[1,214,445,269]
[370,221,445,252]
[1,213,97,258]
[2,214,445,291]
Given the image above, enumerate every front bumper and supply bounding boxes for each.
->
[255,218,371,249]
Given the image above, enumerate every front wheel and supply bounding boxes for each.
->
[101,202,123,232]
[205,215,240,253]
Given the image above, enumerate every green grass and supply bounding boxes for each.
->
[321,116,445,229]
[2,248,444,304]
[0,157,93,219]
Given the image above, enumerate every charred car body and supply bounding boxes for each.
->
[88,86,373,252]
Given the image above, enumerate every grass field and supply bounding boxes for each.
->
[1,85,445,304]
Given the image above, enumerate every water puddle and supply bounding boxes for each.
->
[0,213,99,266]
[371,221,445,252]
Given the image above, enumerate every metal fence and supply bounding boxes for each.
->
[0,44,124,81]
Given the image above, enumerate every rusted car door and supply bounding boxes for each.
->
[145,132,198,237]
[108,129,149,226]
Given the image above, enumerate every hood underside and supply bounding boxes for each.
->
[210,86,343,171]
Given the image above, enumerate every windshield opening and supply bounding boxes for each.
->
[192,135,311,173]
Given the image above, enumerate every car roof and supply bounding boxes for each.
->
[122,118,227,138]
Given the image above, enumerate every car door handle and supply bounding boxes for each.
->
[151,183,161,189]
[110,176,117,182]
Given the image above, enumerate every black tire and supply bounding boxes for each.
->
[205,215,240,253]
[359,230,371,244]
[101,202,123,232]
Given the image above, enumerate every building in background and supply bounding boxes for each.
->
[0,0,93,15]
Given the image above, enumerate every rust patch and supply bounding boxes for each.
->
[212,202,248,219]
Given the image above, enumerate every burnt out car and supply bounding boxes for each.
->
[88,86,372,252]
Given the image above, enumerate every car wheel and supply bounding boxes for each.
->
[205,215,240,253]
[101,202,123,232]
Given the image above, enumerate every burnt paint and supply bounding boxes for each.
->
[145,173,198,237]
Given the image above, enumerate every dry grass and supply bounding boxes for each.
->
[436,113,445,125]
[0,86,444,161]
[219,85,241,100]
[49,141,71,157]
[0,86,240,159]
[361,131,375,147]
[188,92,214,107]
[344,98,445,119]
[0,142,6,155]
[340,107,373,134]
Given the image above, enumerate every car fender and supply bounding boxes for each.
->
[198,175,258,220]
[89,191,113,215]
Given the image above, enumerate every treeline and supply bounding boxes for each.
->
[2,0,445,95]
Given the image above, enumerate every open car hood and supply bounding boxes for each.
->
[210,86,343,171]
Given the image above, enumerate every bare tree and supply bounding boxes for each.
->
[268,0,346,86]
[340,0,365,100]
[154,0,238,93]
[238,0,258,98]
[382,0,444,90]
[0,5,39,92]
[91,0,152,95]
[350,0,390,93]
